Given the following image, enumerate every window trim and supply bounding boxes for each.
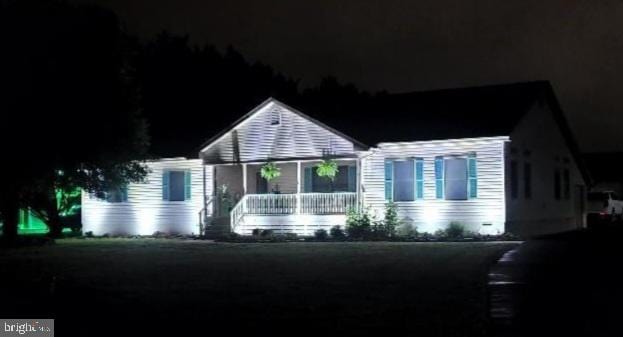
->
[415,158,424,200]
[554,168,562,200]
[524,162,532,199]
[510,160,519,199]
[435,156,444,199]
[444,156,470,201]
[467,153,477,199]
[385,158,424,203]
[392,159,416,202]
[270,109,281,125]
[563,168,570,200]
[163,169,191,202]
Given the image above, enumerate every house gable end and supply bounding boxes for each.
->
[200,99,367,163]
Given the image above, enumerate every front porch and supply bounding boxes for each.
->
[207,159,360,235]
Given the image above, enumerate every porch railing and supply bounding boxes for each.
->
[300,193,357,215]
[245,194,298,215]
[229,192,357,232]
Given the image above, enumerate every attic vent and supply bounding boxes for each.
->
[270,110,281,125]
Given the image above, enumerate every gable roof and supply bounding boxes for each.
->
[199,98,369,154]
[299,80,590,184]
[196,81,590,184]
[306,81,550,145]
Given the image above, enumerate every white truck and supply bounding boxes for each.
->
[587,191,623,224]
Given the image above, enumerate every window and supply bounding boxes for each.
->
[384,159,424,201]
[524,163,532,199]
[163,170,191,201]
[92,186,127,203]
[270,109,280,125]
[445,158,468,200]
[393,160,415,201]
[554,169,561,200]
[563,169,570,200]
[435,157,444,199]
[105,186,128,203]
[305,165,356,193]
[510,160,518,199]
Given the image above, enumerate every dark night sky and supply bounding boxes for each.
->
[71,0,623,152]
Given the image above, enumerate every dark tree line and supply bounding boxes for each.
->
[0,0,374,240]
[136,33,374,157]
[0,0,149,240]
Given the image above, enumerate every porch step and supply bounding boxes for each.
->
[203,216,231,239]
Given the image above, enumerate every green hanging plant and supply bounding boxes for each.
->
[260,162,281,182]
[315,159,339,181]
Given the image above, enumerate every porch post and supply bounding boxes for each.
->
[242,163,247,195]
[202,164,207,216]
[296,161,301,214]
[356,157,362,211]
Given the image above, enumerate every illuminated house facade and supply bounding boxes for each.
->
[82,82,589,238]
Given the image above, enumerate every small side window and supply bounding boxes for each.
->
[270,110,281,125]
[100,186,128,203]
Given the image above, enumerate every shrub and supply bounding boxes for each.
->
[225,232,240,241]
[252,228,261,236]
[345,207,372,239]
[383,202,399,237]
[314,229,328,240]
[284,233,298,240]
[418,232,434,241]
[260,229,273,238]
[329,225,346,240]
[500,232,519,241]
[370,220,388,240]
[396,222,417,238]
[84,231,94,238]
[433,229,447,240]
[446,222,465,239]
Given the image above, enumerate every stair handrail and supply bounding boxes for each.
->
[198,196,214,236]
[230,195,247,233]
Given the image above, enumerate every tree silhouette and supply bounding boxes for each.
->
[0,0,150,239]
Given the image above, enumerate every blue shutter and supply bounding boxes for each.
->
[348,166,357,192]
[415,158,424,199]
[162,171,170,201]
[468,154,477,198]
[304,167,312,192]
[184,170,192,200]
[122,186,128,202]
[435,157,444,199]
[384,160,393,201]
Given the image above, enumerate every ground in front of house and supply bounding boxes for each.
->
[0,239,518,336]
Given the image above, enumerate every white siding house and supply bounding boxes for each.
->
[362,137,508,235]
[82,158,208,236]
[505,102,587,236]
[81,81,589,238]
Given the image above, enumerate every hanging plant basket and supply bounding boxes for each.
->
[315,159,339,181]
[260,162,281,182]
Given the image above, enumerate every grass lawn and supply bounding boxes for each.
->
[0,239,518,336]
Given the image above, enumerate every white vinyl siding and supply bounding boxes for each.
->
[81,159,209,236]
[362,137,507,234]
[506,104,587,237]
[200,101,361,163]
